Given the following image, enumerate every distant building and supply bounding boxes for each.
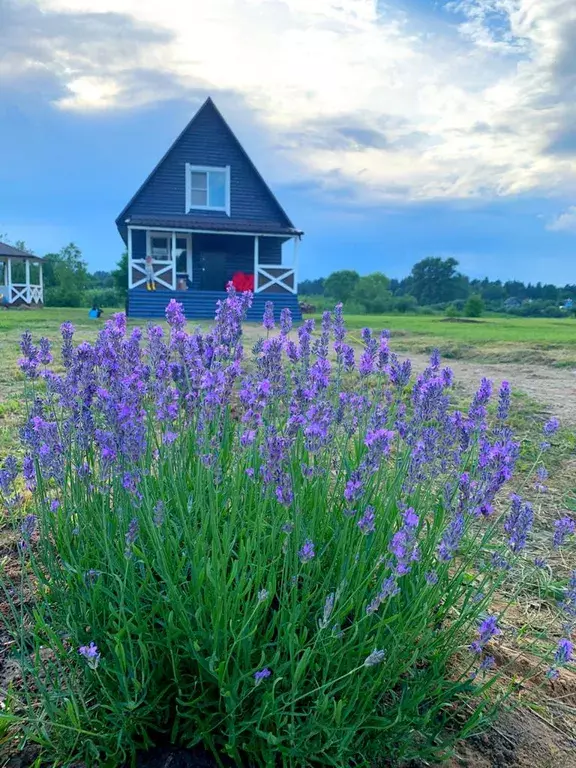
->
[0,242,44,307]
[116,98,302,320]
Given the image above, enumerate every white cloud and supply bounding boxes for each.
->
[11,0,576,204]
[548,206,576,232]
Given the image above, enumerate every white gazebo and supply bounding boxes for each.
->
[0,242,44,307]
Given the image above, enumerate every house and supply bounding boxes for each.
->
[116,98,303,321]
[0,242,44,307]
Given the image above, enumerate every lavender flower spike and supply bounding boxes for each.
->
[79,641,101,669]
[299,539,315,564]
[254,667,271,685]
[553,516,575,548]
[364,649,386,667]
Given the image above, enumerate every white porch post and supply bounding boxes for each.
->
[254,235,260,293]
[25,259,31,303]
[6,258,12,304]
[293,236,299,293]
[127,227,133,289]
[171,231,177,290]
[39,262,44,304]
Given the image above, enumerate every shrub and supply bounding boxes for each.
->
[1,294,572,766]
[464,294,484,318]
[445,303,460,318]
[44,285,83,307]
[82,288,123,308]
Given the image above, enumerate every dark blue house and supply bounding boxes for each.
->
[116,98,303,320]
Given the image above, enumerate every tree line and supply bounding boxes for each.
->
[3,235,575,318]
[2,236,127,308]
[300,257,576,317]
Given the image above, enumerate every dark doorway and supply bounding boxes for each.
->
[199,252,227,291]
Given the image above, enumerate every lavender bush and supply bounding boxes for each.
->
[1,289,572,766]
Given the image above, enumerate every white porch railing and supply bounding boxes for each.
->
[129,259,176,290]
[6,283,43,304]
[253,235,299,295]
[255,265,297,294]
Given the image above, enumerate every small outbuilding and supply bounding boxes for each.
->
[0,242,44,307]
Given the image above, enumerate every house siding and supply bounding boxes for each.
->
[121,101,291,229]
[128,289,302,323]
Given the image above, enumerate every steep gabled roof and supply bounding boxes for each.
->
[116,97,297,231]
[0,242,43,261]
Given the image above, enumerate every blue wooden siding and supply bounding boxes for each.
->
[128,289,302,322]
[120,100,292,229]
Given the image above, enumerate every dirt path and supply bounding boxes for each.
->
[407,354,576,426]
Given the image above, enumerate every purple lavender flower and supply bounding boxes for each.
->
[125,518,139,557]
[425,571,439,585]
[534,556,547,569]
[263,301,275,332]
[357,507,376,535]
[20,514,37,548]
[279,307,292,335]
[299,539,315,563]
[50,499,60,512]
[254,667,271,685]
[0,456,18,497]
[554,638,573,665]
[553,516,575,548]
[497,381,511,420]
[504,495,534,553]
[366,576,399,614]
[438,513,465,561]
[165,300,186,331]
[470,615,500,654]
[430,349,441,369]
[543,417,560,435]
[479,655,495,672]
[333,303,346,345]
[79,641,100,668]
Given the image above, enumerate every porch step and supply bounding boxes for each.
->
[127,289,302,323]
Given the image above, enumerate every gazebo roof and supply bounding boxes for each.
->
[0,242,43,261]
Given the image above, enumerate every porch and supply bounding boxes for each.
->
[0,244,44,307]
[127,226,300,320]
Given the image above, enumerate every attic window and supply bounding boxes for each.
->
[185,164,230,215]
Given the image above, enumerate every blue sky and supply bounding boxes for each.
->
[1,0,576,283]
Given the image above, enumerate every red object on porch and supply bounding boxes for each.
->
[231,272,254,292]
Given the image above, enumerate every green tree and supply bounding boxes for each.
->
[353,272,392,314]
[43,243,89,306]
[407,257,467,306]
[324,270,360,303]
[112,251,128,299]
[464,294,484,318]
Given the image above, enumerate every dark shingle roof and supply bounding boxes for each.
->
[0,242,43,260]
[126,214,301,237]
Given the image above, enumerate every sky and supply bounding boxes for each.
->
[1,0,575,284]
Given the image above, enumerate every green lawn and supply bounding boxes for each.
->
[321,313,576,364]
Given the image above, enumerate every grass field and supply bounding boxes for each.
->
[0,305,575,765]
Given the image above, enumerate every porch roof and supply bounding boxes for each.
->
[125,214,302,237]
[0,242,44,261]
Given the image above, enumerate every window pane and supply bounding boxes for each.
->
[151,236,170,259]
[191,188,207,206]
[190,171,207,190]
[209,171,226,208]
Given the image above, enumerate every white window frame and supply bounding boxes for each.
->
[185,164,230,216]
[146,231,172,260]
